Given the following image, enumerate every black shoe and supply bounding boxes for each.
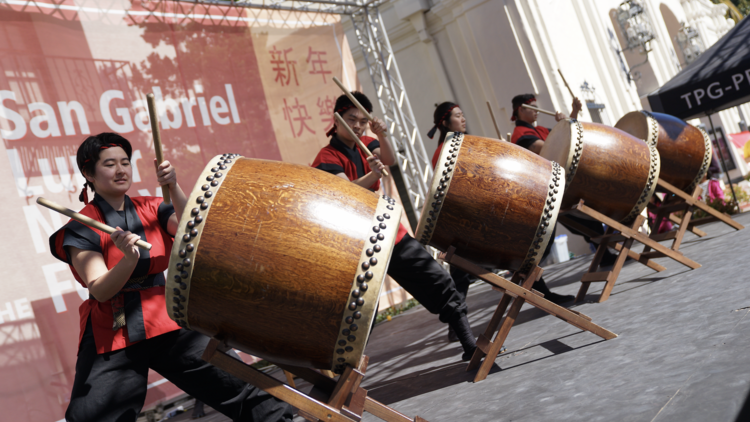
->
[449,314,477,360]
[192,400,206,419]
[544,292,575,305]
[600,250,618,267]
[461,345,507,361]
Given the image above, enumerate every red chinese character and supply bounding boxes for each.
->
[306,46,332,83]
[317,95,335,133]
[270,46,299,86]
[282,98,316,138]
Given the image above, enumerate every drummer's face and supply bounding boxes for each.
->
[518,101,538,124]
[338,108,369,141]
[86,147,132,197]
[446,107,466,133]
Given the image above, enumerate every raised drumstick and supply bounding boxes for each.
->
[334,112,389,178]
[146,93,171,204]
[332,77,374,121]
[37,197,152,250]
[486,101,503,140]
[522,103,558,117]
[557,69,584,117]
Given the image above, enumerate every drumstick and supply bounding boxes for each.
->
[332,76,374,121]
[522,103,557,117]
[557,69,584,117]
[334,112,389,177]
[36,197,152,250]
[486,102,504,141]
[146,93,171,204]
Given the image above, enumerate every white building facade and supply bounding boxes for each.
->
[344,0,749,180]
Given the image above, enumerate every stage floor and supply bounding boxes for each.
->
[168,212,750,422]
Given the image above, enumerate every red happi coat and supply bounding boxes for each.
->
[49,195,179,354]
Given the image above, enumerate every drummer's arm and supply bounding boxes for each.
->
[68,230,140,302]
[528,140,545,155]
[369,117,396,166]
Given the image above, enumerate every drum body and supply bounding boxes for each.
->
[615,110,712,193]
[415,133,565,273]
[166,155,402,373]
[540,120,660,223]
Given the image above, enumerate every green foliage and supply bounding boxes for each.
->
[693,185,748,217]
[375,299,421,324]
[711,0,750,18]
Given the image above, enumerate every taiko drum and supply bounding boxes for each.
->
[615,110,712,193]
[166,155,402,373]
[540,120,660,223]
[415,133,565,273]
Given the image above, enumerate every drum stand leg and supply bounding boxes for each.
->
[563,199,702,304]
[201,338,429,422]
[439,247,617,383]
[656,178,744,234]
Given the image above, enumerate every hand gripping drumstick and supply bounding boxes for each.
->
[146,93,171,204]
[486,101,504,141]
[37,197,152,250]
[522,103,558,117]
[334,112,389,177]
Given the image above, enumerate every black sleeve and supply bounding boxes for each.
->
[315,163,346,175]
[366,139,381,152]
[158,202,175,233]
[60,221,102,264]
[516,135,542,150]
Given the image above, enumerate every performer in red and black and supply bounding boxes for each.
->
[49,133,292,422]
[429,101,466,169]
[511,94,620,270]
[312,93,478,361]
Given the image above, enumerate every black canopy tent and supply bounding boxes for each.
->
[647,15,750,205]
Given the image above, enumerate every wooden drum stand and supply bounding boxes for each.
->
[557,197,702,304]
[650,178,744,244]
[438,247,617,383]
[202,339,428,422]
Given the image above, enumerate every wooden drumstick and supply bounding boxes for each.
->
[36,197,152,250]
[557,69,584,117]
[146,93,171,204]
[334,112,389,177]
[486,102,504,141]
[522,103,558,117]
[332,76,374,122]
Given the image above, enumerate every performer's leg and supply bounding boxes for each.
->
[534,227,574,305]
[387,235,476,358]
[65,318,150,422]
[447,267,471,342]
[559,217,618,266]
[150,329,293,422]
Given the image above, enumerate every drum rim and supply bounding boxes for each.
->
[622,142,661,223]
[166,153,242,329]
[415,131,463,244]
[331,195,402,373]
[519,161,565,273]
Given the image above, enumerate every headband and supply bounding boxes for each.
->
[427,104,459,139]
[511,97,536,121]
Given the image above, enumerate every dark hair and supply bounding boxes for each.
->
[430,102,460,145]
[327,92,373,137]
[76,132,132,203]
[511,94,536,121]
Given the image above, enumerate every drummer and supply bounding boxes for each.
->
[312,92,478,361]
[429,101,573,306]
[510,93,620,268]
[48,133,293,421]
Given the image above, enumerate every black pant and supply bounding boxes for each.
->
[66,319,293,422]
[387,235,468,324]
[559,215,605,244]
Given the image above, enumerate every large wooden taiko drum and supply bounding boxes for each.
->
[615,110,712,193]
[415,133,565,273]
[166,155,402,373]
[540,120,660,223]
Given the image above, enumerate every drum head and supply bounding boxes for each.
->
[539,120,575,176]
[615,112,653,145]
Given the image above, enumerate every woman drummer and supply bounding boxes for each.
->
[48,133,292,422]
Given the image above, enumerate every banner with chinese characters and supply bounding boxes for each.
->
[0,1,366,421]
